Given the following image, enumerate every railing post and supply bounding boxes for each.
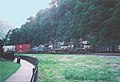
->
[17,57,20,63]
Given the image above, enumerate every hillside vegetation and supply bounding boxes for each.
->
[7,0,120,45]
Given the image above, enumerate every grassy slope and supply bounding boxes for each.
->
[20,54,120,82]
[0,60,20,82]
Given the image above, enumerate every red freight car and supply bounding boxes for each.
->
[16,44,30,53]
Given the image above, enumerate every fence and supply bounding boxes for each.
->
[19,55,38,82]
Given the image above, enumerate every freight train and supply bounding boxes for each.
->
[1,38,120,55]
[3,43,93,54]
[4,44,120,54]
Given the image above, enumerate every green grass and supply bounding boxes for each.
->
[18,54,120,82]
[0,60,20,82]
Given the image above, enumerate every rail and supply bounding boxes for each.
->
[18,55,38,82]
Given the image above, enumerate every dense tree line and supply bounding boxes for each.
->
[7,0,120,46]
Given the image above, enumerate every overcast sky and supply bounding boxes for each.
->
[0,0,51,28]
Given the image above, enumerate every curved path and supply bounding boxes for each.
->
[5,59,34,82]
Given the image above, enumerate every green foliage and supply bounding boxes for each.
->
[8,0,120,45]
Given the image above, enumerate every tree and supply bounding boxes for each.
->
[8,0,120,46]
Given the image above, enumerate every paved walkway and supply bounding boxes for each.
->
[5,59,34,82]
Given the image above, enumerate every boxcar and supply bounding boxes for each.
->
[16,44,30,53]
[3,45,15,52]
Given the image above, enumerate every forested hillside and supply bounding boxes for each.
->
[7,0,120,45]
[0,20,14,39]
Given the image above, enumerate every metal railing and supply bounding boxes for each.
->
[19,55,38,82]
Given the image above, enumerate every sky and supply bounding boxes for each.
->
[0,0,51,28]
